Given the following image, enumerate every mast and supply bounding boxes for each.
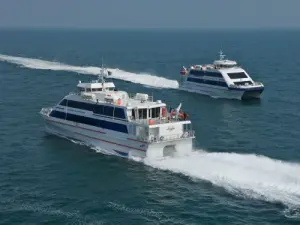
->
[219,50,225,60]
[99,57,106,91]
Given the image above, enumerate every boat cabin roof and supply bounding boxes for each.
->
[77,80,115,89]
[72,80,166,109]
[213,59,237,67]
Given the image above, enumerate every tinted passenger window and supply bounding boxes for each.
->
[227,72,248,79]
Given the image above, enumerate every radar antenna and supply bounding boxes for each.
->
[219,50,226,60]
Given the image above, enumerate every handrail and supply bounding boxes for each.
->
[40,107,52,116]
[136,130,195,143]
[131,116,188,125]
[229,81,263,88]
[127,93,153,102]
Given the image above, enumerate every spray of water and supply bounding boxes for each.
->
[49,130,300,218]
[0,54,179,89]
[142,149,300,211]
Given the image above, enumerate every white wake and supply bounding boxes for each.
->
[144,150,300,209]
[0,54,179,89]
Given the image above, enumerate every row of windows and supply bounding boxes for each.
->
[49,110,128,133]
[59,99,126,119]
[151,107,160,118]
[138,109,147,119]
[93,105,126,119]
[190,69,223,78]
[78,88,114,92]
[60,99,93,110]
[187,77,228,87]
[131,107,161,120]
[227,72,248,79]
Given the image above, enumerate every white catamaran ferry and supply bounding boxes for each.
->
[40,66,195,158]
[179,51,264,100]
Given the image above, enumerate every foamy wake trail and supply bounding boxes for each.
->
[0,54,179,89]
[144,150,300,208]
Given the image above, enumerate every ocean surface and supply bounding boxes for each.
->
[0,29,300,225]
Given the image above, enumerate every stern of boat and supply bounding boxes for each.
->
[242,82,264,99]
[228,82,264,100]
[144,121,195,158]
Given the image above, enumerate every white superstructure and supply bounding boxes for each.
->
[179,51,264,100]
[40,65,195,158]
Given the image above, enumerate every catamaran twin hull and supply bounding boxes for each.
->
[179,83,264,100]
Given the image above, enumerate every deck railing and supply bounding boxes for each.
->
[137,130,195,143]
[229,81,263,89]
[127,93,153,102]
[40,107,52,116]
[253,81,263,86]
[132,116,187,126]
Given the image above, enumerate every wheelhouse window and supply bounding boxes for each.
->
[92,88,102,92]
[151,107,160,118]
[227,72,248,79]
[93,105,126,119]
[138,108,147,119]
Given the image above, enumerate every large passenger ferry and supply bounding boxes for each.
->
[40,66,195,158]
[179,51,264,100]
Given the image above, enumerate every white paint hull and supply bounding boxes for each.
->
[42,116,193,158]
[180,82,263,100]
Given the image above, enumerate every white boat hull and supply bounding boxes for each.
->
[180,82,263,100]
[42,115,193,158]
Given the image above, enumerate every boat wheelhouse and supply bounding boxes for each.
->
[179,51,264,100]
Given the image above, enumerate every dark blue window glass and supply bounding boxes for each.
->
[187,77,228,87]
[59,99,67,106]
[62,100,126,120]
[49,110,128,133]
[65,100,94,111]
[50,110,65,119]
[93,105,104,114]
[227,72,248,79]
[114,107,126,119]
[190,69,222,78]
[103,106,114,117]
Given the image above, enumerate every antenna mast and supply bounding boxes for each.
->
[99,57,106,91]
[219,50,225,60]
